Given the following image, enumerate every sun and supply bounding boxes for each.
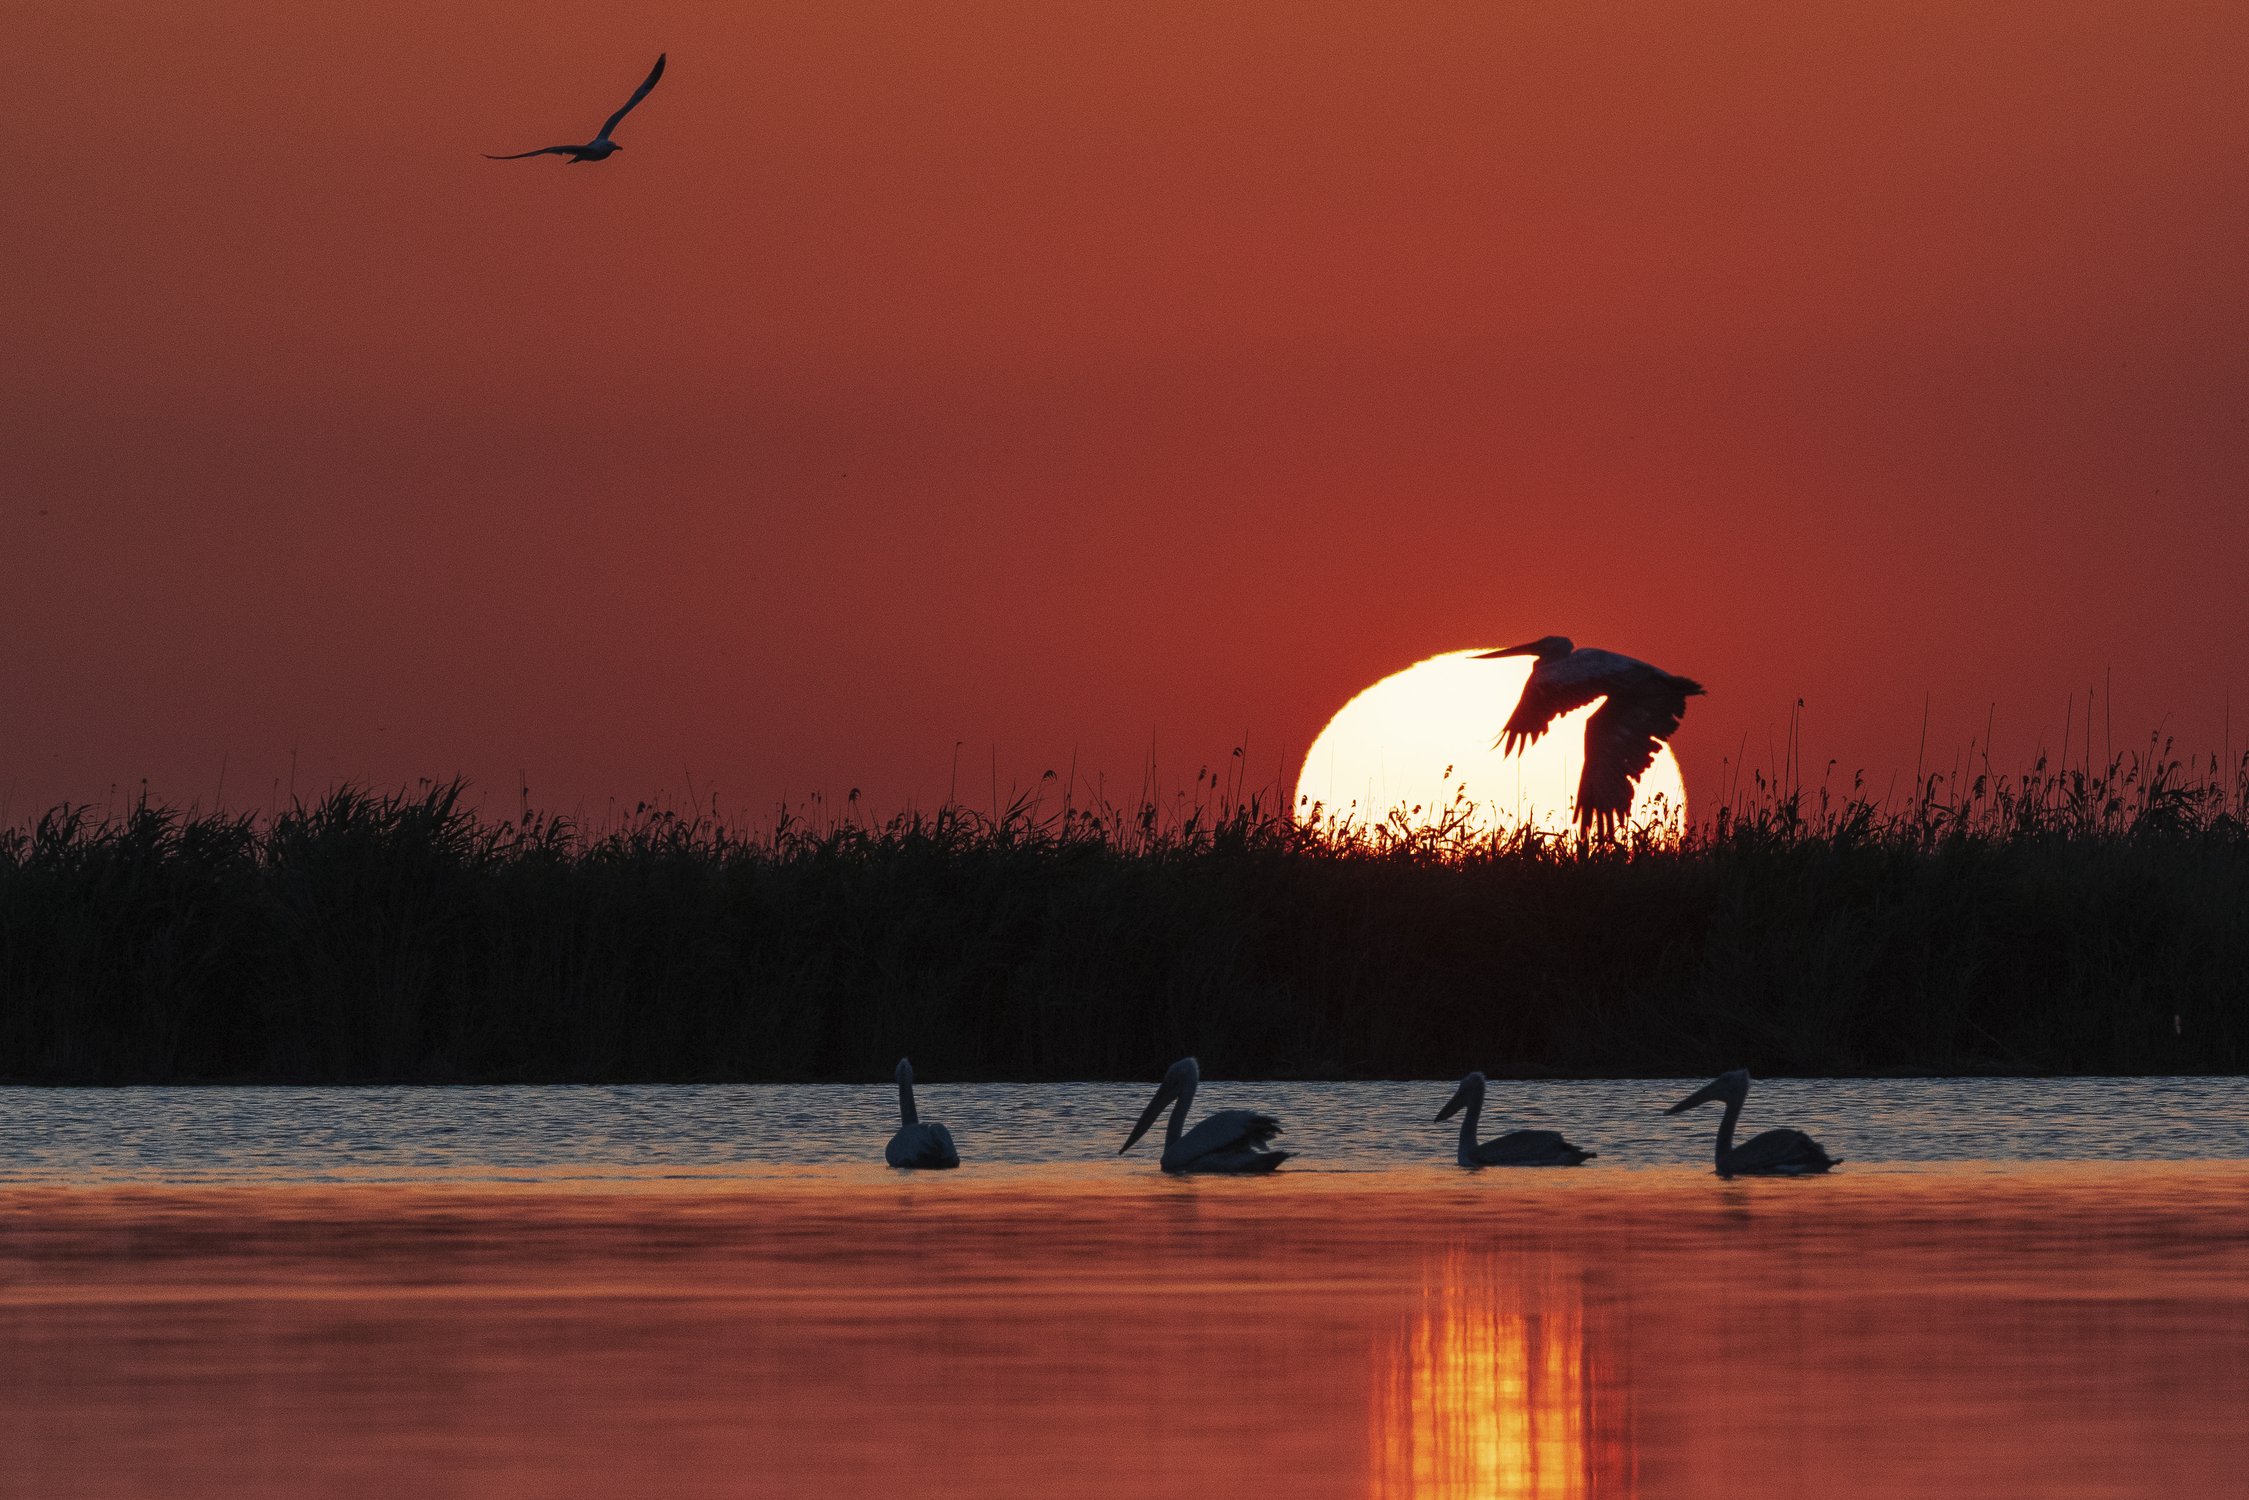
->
[1295,650,1687,840]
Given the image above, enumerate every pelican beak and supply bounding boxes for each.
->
[1120,1080,1178,1154]
[1434,1085,1469,1123]
[1475,640,1546,660]
[1666,1079,1725,1114]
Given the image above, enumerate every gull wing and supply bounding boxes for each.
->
[485,145,580,160]
[1575,667,1701,832]
[596,53,667,142]
[1167,1109,1282,1167]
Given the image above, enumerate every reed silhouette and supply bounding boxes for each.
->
[1,740,2243,1083]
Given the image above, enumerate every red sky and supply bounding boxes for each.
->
[5,0,2246,823]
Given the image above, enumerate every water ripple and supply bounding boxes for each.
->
[2,1075,2242,1185]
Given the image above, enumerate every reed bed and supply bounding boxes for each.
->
[2,742,2244,1083]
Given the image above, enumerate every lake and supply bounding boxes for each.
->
[1,1078,2244,1497]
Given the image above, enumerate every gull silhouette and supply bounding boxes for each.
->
[487,54,665,163]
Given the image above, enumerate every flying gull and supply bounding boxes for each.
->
[487,54,666,163]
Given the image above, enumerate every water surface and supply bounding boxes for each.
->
[3,1076,2242,1182]
[1,1081,2243,1497]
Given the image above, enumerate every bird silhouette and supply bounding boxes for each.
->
[1435,1072,1596,1167]
[1479,635,1702,834]
[884,1058,960,1170]
[1666,1069,1838,1177]
[1120,1057,1292,1174]
[487,54,666,163]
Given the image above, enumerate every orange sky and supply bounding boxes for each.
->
[5,0,2246,822]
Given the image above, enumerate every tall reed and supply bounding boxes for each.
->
[2,740,2243,1083]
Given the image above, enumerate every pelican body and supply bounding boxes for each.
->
[1666,1069,1836,1178]
[1121,1057,1291,1174]
[884,1057,960,1169]
[1435,1072,1595,1167]
[1478,635,1703,834]
[487,54,666,163]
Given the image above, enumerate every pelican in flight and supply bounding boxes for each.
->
[1666,1069,1837,1178]
[487,53,666,162]
[1435,1072,1596,1167]
[884,1057,960,1169]
[1121,1057,1291,1174]
[1477,636,1703,834]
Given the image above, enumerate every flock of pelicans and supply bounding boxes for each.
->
[887,1056,1840,1178]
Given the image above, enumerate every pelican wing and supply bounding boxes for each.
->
[485,146,580,160]
[1472,1129,1593,1166]
[1166,1108,1282,1167]
[1497,651,1631,755]
[597,53,666,142]
[1187,1146,1292,1173]
[1722,1128,1834,1176]
[1575,667,1701,832]
[886,1121,960,1169]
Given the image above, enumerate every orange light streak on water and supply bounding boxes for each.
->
[1371,1253,1630,1500]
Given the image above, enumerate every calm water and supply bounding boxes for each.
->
[2,1080,2245,1498]
[1,1076,2243,1182]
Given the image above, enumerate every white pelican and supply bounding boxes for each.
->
[884,1057,960,1169]
[487,53,666,162]
[1120,1057,1291,1174]
[1665,1069,1838,1178]
[1435,1072,1595,1167]
[1477,636,1703,834]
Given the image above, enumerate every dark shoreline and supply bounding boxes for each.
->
[4,1068,2245,1088]
[3,780,2244,1085]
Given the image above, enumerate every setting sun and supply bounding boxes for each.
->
[1296,651,1687,840]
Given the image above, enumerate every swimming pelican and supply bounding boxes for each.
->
[487,53,666,162]
[884,1057,960,1169]
[1120,1057,1291,1174]
[1435,1072,1596,1167]
[1477,636,1703,834]
[1665,1069,1837,1178]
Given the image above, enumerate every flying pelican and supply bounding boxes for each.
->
[1435,1072,1596,1167]
[1477,636,1703,834]
[884,1057,960,1169]
[487,53,666,162]
[1665,1068,1838,1178]
[1120,1057,1292,1174]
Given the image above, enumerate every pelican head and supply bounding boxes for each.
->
[1666,1068,1751,1114]
[893,1056,923,1125]
[1434,1071,1487,1122]
[1121,1056,1199,1154]
[1476,635,1573,662]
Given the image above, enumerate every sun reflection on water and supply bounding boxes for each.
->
[1370,1253,1632,1499]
